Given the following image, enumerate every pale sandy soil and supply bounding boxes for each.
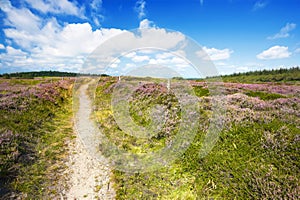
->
[65,82,115,200]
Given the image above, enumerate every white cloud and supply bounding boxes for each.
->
[0,44,5,49]
[1,1,41,33]
[0,0,191,74]
[155,52,173,60]
[90,0,104,27]
[132,55,150,62]
[197,47,233,60]
[6,46,28,56]
[295,48,300,54]
[112,28,185,51]
[110,58,121,68]
[148,54,188,68]
[135,0,146,19]
[124,52,137,58]
[257,46,291,60]
[215,62,269,75]
[252,1,267,11]
[139,19,155,29]
[25,0,82,16]
[0,46,29,71]
[0,1,124,72]
[267,23,297,39]
[91,0,102,10]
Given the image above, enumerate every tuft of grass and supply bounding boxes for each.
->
[245,90,286,100]
[8,79,43,85]
[193,86,210,97]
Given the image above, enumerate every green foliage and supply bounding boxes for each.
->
[217,67,300,83]
[193,86,210,97]
[0,79,73,198]
[93,78,181,155]
[112,120,299,199]
[245,90,286,100]
[0,71,110,79]
[0,71,77,79]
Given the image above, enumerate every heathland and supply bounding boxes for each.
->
[0,67,299,199]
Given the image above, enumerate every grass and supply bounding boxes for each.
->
[193,86,210,97]
[7,79,44,85]
[109,121,299,199]
[0,79,74,199]
[14,95,73,198]
[92,76,299,199]
[1,73,299,199]
[245,90,286,100]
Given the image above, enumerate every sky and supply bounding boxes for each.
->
[0,0,299,76]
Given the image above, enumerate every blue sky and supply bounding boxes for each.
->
[0,0,299,76]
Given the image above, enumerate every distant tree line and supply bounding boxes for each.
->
[223,66,300,77]
[211,66,300,83]
[0,71,109,79]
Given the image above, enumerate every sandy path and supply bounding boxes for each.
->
[66,82,115,199]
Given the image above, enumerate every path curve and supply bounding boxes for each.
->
[66,82,115,199]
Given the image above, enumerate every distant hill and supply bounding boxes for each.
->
[0,71,109,79]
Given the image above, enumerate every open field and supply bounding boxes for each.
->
[93,76,299,199]
[0,69,299,199]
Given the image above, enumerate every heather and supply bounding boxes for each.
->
[0,78,74,198]
[1,71,299,199]
[93,76,299,199]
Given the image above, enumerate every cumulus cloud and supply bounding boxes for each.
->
[0,0,124,72]
[84,28,186,74]
[25,0,82,16]
[1,1,41,34]
[267,23,297,40]
[124,52,137,58]
[0,0,186,74]
[0,0,201,77]
[132,55,150,62]
[148,55,187,67]
[252,1,267,11]
[196,47,233,60]
[6,46,28,56]
[139,19,155,29]
[257,46,291,60]
[135,0,146,19]
[0,44,5,49]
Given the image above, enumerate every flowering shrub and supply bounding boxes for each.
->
[94,77,299,199]
[0,80,73,111]
[0,78,73,198]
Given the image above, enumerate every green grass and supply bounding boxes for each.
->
[92,76,299,199]
[111,120,299,199]
[0,79,74,199]
[13,95,73,198]
[193,86,210,97]
[8,79,43,85]
[245,90,286,100]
